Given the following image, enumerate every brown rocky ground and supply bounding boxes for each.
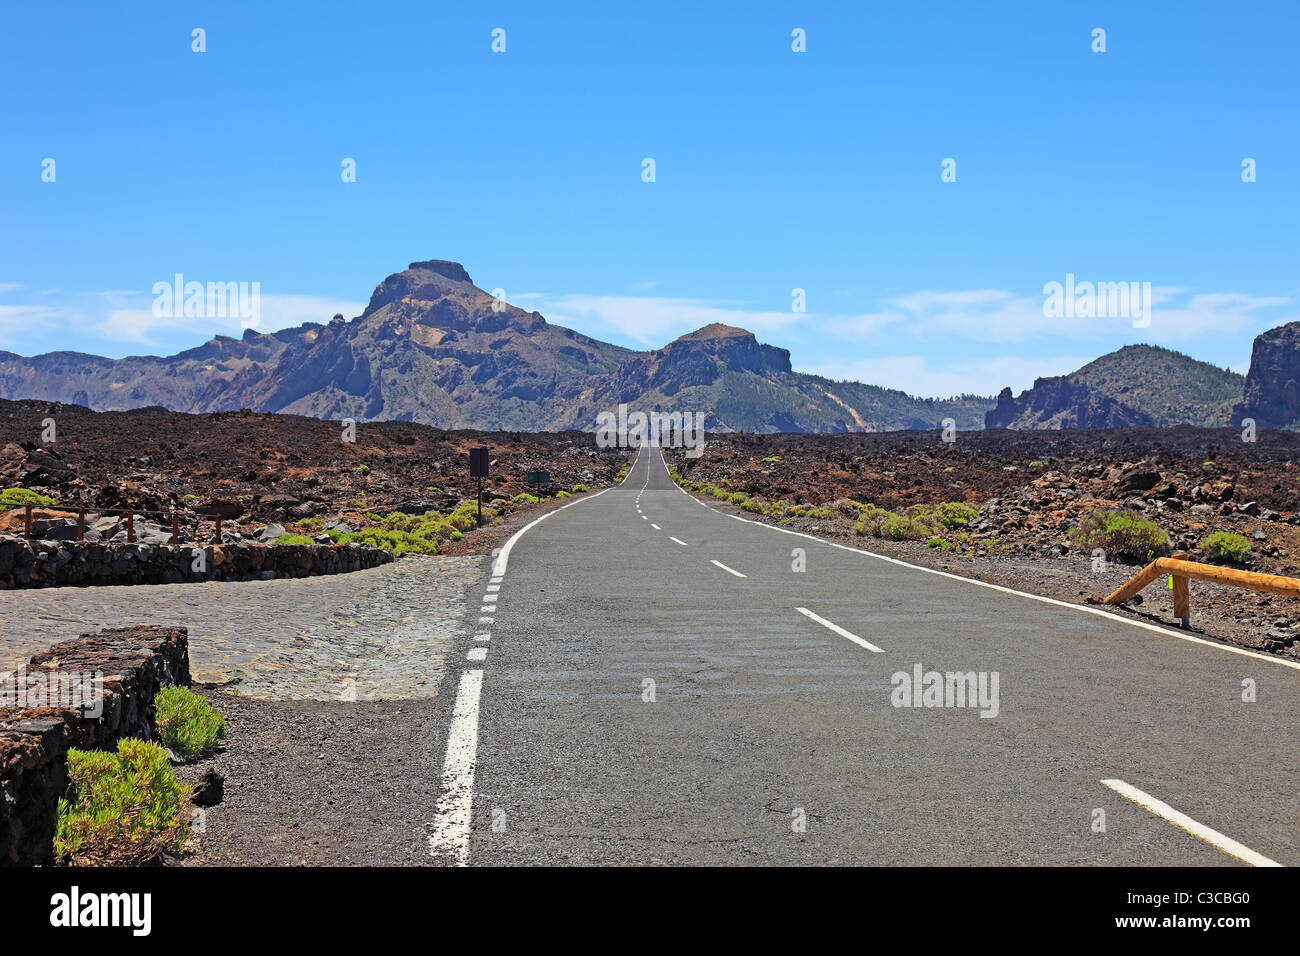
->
[0,399,629,547]
[668,427,1300,662]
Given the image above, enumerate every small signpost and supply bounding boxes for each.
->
[526,470,551,496]
[469,447,489,528]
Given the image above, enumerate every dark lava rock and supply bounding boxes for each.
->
[191,768,225,806]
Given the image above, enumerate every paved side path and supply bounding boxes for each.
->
[0,554,485,700]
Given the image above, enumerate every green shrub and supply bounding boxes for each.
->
[513,493,540,504]
[357,464,370,475]
[156,686,226,758]
[853,506,894,537]
[1069,509,1169,563]
[879,514,932,541]
[571,483,588,493]
[0,487,55,508]
[1201,531,1252,564]
[727,492,749,506]
[556,490,571,498]
[273,533,316,545]
[298,516,324,529]
[926,536,952,551]
[55,739,189,865]
[936,502,979,529]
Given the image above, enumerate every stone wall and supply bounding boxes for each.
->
[0,626,191,865]
[0,537,393,589]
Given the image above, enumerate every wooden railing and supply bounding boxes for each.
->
[12,502,228,545]
[1103,552,1300,628]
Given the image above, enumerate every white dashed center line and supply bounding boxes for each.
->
[669,537,688,546]
[710,559,747,578]
[795,607,884,653]
[650,523,660,530]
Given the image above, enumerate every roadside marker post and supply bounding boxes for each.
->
[469,447,489,528]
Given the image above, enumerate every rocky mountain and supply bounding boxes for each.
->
[1232,321,1300,429]
[0,260,992,433]
[986,345,1244,430]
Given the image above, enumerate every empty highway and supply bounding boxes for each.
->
[427,442,1299,866]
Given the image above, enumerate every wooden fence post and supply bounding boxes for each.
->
[126,509,135,543]
[172,511,180,545]
[77,509,85,542]
[1172,574,1190,629]
[24,503,32,541]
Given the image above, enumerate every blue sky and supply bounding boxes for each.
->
[2,1,1297,398]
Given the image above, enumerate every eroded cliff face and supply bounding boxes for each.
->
[1233,321,1300,429]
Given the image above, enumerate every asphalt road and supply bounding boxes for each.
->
[427,442,1300,865]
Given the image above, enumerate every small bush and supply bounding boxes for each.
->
[1201,531,1252,564]
[0,487,55,508]
[356,464,370,475]
[853,506,894,537]
[273,533,316,545]
[1069,509,1169,564]
[879,514,932,541]
[926,536,952,551]
[55,739,189,865]
[156,686,227,758]
[556,490,571,498]
[935,502,979,529]
[571,483,588,493]
[513,493,539,504]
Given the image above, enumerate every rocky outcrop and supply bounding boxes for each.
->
[1233,321,1300,428]
[984,376,1154,430]
[0,626,190,866]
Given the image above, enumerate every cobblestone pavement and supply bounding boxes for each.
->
[0,554,486,701]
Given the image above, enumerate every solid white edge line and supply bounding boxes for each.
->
[659,450,1300,673]
[491,485,613,576]
[669,536,688,546]
[428,668,485,864]
[1100,778,1282,867]
[434,455,630,864]
[710,559,747,578]
[796,606,885,653]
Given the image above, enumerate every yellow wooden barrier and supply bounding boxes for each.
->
[1103,552,1300,628]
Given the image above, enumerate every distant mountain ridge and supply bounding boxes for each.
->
[0,260,993,433]
[986,345,1244,429]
